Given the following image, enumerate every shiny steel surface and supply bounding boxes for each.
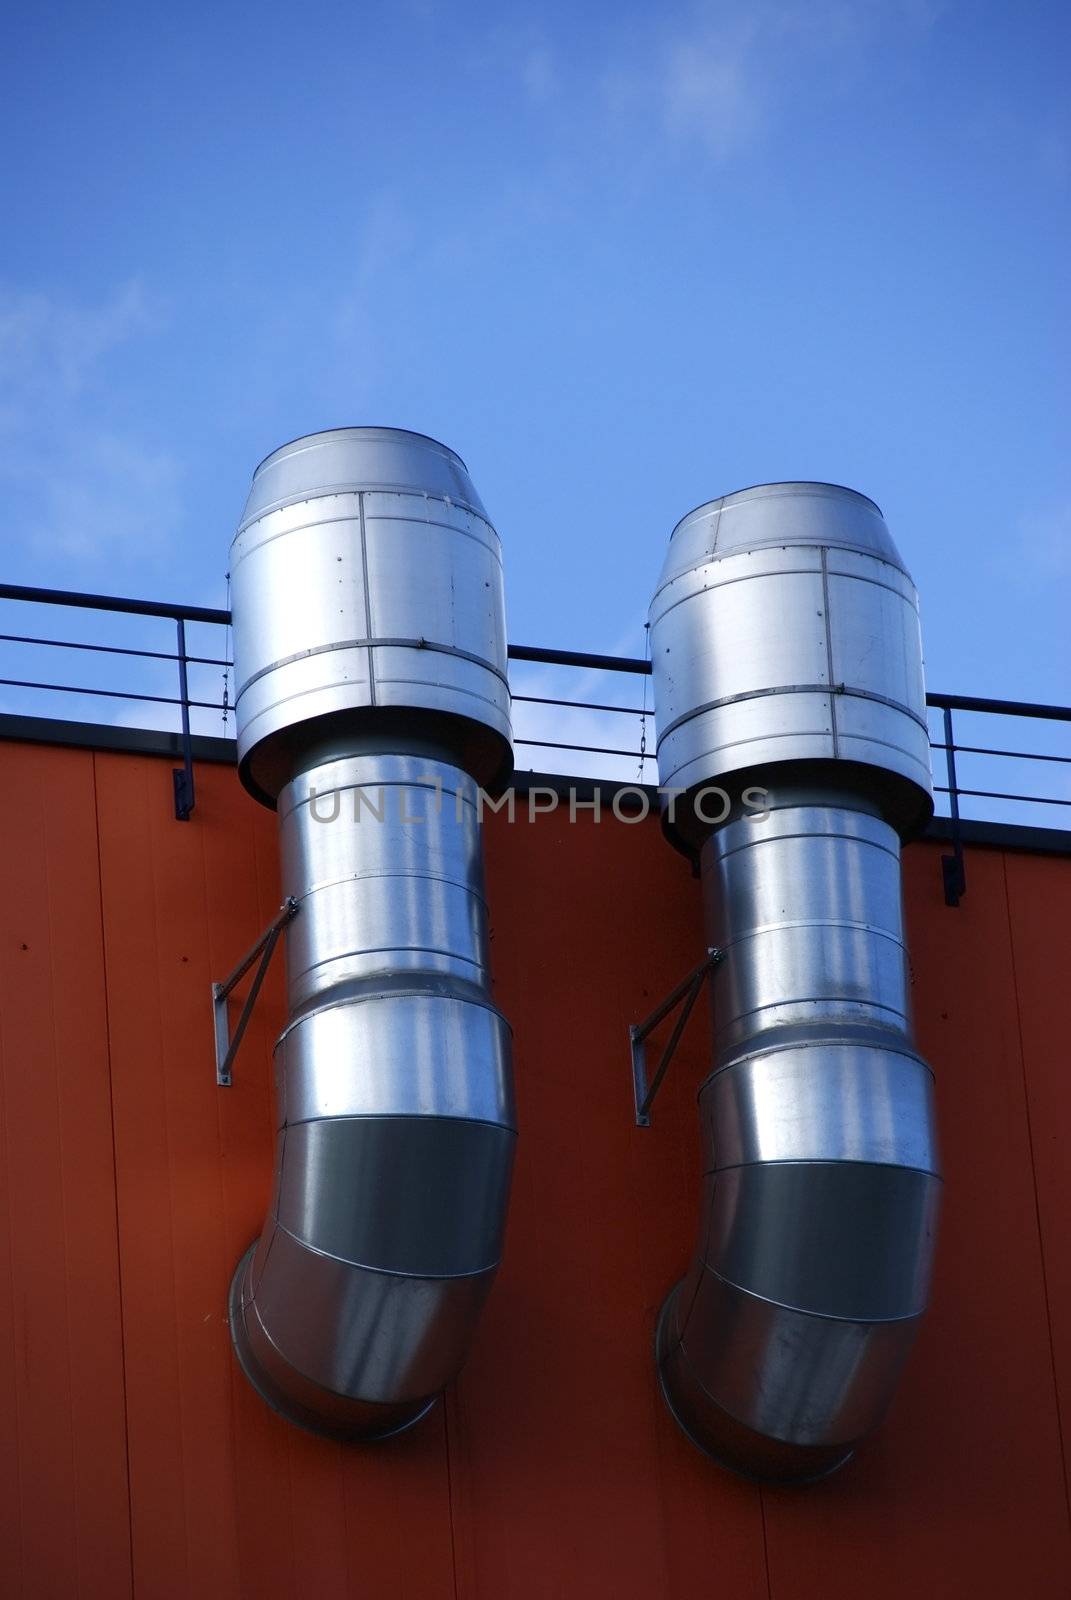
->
[702,804,910,1051]
[704,1039,936,1172]
[650,483,933,844]
[230,427,511,805]
[275,990,513,1128]
[650,483,941,1483]
[279,754,489,1005]
[245,1226,499,1397]
[228,429,515,1442]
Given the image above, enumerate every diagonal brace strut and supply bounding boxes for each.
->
[212,898,300,1087]
[629,948,724,1126]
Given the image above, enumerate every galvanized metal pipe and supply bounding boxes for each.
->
[227,429,515,1440]
[650,483,941,1482]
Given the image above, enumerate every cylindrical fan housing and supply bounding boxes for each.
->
[227,429,515,1441]
[650,483,941,1483]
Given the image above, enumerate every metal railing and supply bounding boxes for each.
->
[1,584,1068,860]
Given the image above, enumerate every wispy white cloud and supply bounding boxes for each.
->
[326,4,952,340]
[600,0,945,166]
[659,17,761,161]
[0,280,182,569]
[465,19,561,108]
[0,279,155,400]
[36,432,184,560]
[520,40,558,106]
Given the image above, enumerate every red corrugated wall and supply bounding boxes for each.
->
[0,740,1068,1599]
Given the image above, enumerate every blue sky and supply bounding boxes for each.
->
[0,2,1067,801]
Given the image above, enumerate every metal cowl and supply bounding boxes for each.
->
[230,426,512,807]
[649,483,941,1483]
[227,429,516,1443]
[651,482,933,851]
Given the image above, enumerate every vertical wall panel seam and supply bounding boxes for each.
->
[196,771,243,1593]
[337,1439,354,1596]
[443,1397,462,1600]
[283,1430,298,1591]
[251,811,278,1155]
[148,784,196,1593]
[758,1488,773,1600]
[1001,850,1071,1532]
[222,1355,243,1595]
[42,774,82,1595]
[90,751,136,1600]
[211,780,256,1593]
[0,893,26,1598]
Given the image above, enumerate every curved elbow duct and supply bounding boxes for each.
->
[226,428,515,1440]
[649,483,941,1482]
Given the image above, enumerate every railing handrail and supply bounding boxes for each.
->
[0,581,1068,725]
[508,643,652,675]
[1,578,1068,873]
[0,582,231,627]
[923,691,1071,722]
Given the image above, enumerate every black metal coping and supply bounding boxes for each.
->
[1,711,1067,859]
[0,712,237,766]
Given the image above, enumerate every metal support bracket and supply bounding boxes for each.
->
[212,898,300,1086]
[629,947,724,1126]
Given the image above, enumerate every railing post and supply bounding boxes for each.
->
[941,705,966,906]
[173,617,196,821]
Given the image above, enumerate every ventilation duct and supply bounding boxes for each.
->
[649,482,941,1482]
[227,427,516,1440]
